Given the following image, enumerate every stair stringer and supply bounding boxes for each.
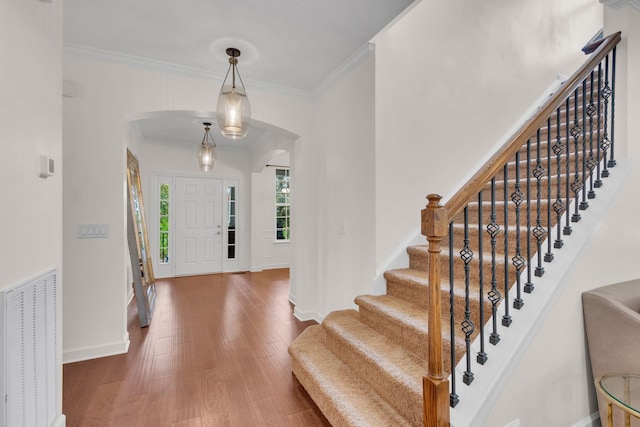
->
[449,161,630,427]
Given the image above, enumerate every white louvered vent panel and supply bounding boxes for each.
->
[4,270,57,427]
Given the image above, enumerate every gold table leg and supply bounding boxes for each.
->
[608,402,613,427]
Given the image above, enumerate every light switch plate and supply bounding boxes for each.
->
[78,224,110,238]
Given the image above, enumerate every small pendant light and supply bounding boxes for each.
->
[197,122,217,171]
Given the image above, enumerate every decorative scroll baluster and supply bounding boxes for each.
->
[524,139,534,293]
[594,63,603,189]
[449,223,458,408]
[563,98,573,236]
[553,107,566,248]
[601,54,611,178]
[421,195,452,422]
[608,46,617,168]
[460,207,475,384]
[502,164,512,326]
[586,70,598,199]
[570,88,582,223]
[544,117,554,263]
[511,152,525,309]
[579,80,589,211]
[487,178,501,345]
[533,130,547,278]
[477,191,487,365]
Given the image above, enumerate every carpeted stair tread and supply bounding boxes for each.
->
[355,294,430,333]
[406,246,509,267]
[407,243,525,266]
[383,268,493,333]
[289,325,412,427]
[354,294,465,363]
[323,310,425,426]
[458,199,552,226]
[385,267,485,297]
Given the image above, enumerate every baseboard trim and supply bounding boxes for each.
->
[52,414,66,427]
[63,333,130,364]
[373,227,424,295]
[250,263,291,273]
[293,306,323,324]
[572,411,600,427]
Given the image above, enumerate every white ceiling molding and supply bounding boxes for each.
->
[312,43,375,98]
[599,0,640,10]
[63,43,314,99]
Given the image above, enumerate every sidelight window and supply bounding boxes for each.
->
[159,183,170,264]
[275,168,290,241]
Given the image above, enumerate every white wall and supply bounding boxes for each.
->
[62,53,313,360]
[482,6,640,426]
[0,0,63,416]
[293,50,377,320]
[63,59,132,362]
[373,0,604,267]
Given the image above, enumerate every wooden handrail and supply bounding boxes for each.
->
[444,32,621,223]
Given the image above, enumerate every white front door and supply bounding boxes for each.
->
[175,177,223,276]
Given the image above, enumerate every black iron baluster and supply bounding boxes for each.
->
[460,207,475,385]
[602,54,611,178]
[586,70,598,199]
[449,223,459,407]
[579,79,589,211]
[487,178,501,345]
[571,88,582,223]
[544,116,554,263]
[524,139,534,293]
[563,98,573,236]
[553,107,566,248]
[477,191,487,365]
[511,152,525,309]
[594,62,603,189]
[533,130,547,276]
[502,164,512,327]
[608,46,617,168]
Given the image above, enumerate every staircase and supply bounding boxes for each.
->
[289,32,622,427]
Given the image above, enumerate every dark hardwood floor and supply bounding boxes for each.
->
[63,269,329,426]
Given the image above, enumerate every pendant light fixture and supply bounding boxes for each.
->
[217,47,251,140]
[197,122,217,171]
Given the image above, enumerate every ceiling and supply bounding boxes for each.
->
[63,0,415,148]
[63,0,415,96]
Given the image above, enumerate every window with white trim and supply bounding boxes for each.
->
[227,185,236,259]
[159,183,170,264]
[275,168,290,241]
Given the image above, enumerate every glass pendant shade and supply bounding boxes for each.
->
[197,122,217,171]
[197,142,216,171]
[216,48,251,140]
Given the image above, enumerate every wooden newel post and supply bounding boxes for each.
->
[421,194,450,427]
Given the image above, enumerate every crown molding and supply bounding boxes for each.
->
[63,43,314,98]
[599,0,640,10]
[311,42,375,98]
